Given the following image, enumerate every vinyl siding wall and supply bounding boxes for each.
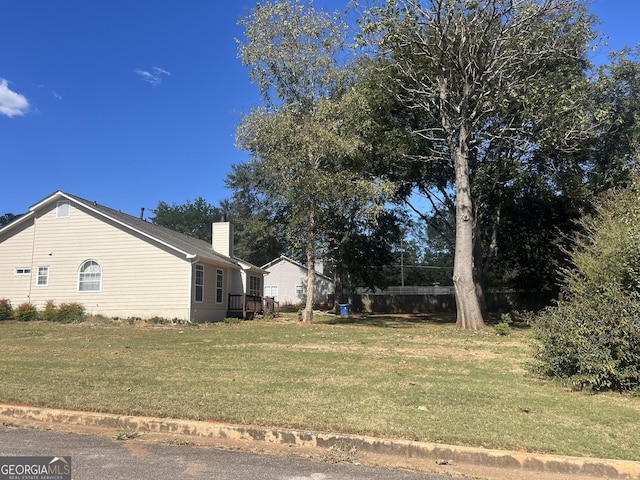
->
[190,262,230,323]
[264,259,332,305]
[0,201,191,320]
[0,219,36,303]
[228,269,245,298]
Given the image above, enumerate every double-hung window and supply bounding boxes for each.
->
[37,267,49,286]
[195,265,204,302]
[249,275,261,296]
[264,285,278,301]
[216,269,223,303]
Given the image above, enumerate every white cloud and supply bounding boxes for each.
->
[134,66,171,85]
[0,78,30,117]
[152,66,171,77]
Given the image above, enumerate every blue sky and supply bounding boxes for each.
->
[1,0,639,218]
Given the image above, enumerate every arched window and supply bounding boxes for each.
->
[78,260,102,292]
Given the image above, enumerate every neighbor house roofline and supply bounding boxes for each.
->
[261,255,332,281]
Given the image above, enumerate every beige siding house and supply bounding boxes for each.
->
[262,256,333,306]
[0,191,267,322]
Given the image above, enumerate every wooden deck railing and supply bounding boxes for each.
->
[227,294,279,320]
[263,296,279,317]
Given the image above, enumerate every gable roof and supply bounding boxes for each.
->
[2,191,265,273]
[262,255,332,281]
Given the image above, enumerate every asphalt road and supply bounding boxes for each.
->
[0,426,455,480]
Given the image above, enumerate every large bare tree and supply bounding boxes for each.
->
[361,0,597,329]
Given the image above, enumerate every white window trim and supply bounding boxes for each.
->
[249,275,262,297]
[195,264,204,303]
[216,268,224,304]
[78,259,102,293]
[265,285,278,301]
[14,267,31,275]
[37,266,49,287]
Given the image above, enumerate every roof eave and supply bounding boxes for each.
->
[40,192,202,262]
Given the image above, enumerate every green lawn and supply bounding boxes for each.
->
[1,314,638,461]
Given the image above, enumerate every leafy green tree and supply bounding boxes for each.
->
[360,0,598,329]
[151,197,222,244]
[224,163,287,267]
[490,49,640,294]
[237,0,393,322]
[583,48,640,192]
[0,213,20,228]
[398,219,454,286]
[488,176,582,292]
[327,209,403,307]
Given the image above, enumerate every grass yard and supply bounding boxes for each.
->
[0,313,638,461]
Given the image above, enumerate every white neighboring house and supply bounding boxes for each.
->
[0,191,269,322]
[262,255,333,306]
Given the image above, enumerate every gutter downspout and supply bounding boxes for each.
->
[28,214,38,302]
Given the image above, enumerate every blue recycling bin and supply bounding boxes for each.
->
[339,303,350,318]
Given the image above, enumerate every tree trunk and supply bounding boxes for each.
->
[473,205,501,318]
[303,209,316,323]
[332,260,346,314]
[453,144,486,330]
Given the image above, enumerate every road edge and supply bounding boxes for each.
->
[1,404,638,479]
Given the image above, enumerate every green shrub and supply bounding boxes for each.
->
[41,300,58,322]
[14,303,38,322]
[0,299,12,321]
[55,302,86,323]
[494,322,511,336]
[532,285,640,392]
[223,317,242,324]
[531,178,640,392]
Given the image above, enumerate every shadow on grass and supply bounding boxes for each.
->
[319,312,456,328]
[318,312,533,329]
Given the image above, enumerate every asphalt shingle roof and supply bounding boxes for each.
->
[46,191,243,269]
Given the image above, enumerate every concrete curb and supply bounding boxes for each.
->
[1,404,638,479]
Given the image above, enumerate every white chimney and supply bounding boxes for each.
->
[212,222,234,257]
